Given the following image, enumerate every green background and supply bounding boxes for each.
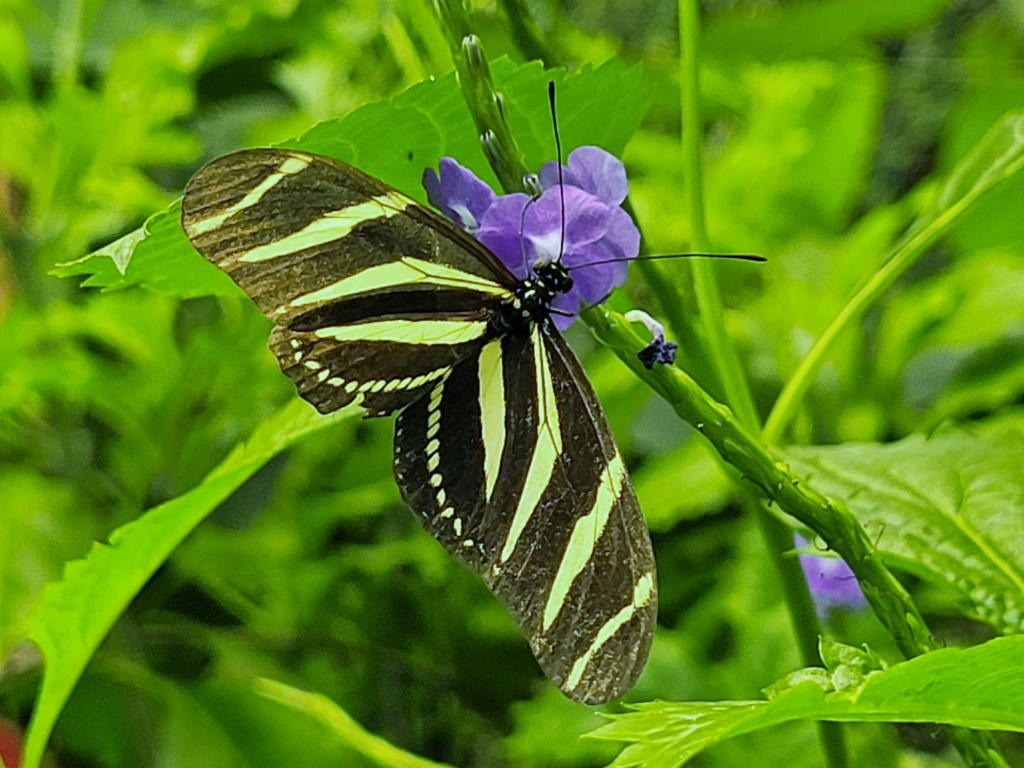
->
[2,1,1023,767]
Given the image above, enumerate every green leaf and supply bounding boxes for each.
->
[0,471,89,656]
[707,59,884,238]
[51,204,242,298]
[786,414,1024,634]
[254,678,455,768]
[909,110,1024,244]
[591,636,1024,768]
[0,13,30,98]
[55,58,649,296]
[21,400,357,768]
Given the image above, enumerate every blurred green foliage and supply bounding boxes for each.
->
[1,1,1023,767]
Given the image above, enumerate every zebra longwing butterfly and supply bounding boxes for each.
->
[181,148,657,704]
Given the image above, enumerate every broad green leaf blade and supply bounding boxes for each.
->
[293,59,650,195]
[254,679,455,768]
[786,414,1024,634]
[21,400,356,768]
[51,204,243,298]
[592,636,1024,768]
[55,59,649,296]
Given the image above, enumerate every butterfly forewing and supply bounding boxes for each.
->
[182,149,514,416]
[182,148,657,703]
[394,325,657,703]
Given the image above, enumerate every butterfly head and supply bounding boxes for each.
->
[533,258,573,296]
[490,259,574,336]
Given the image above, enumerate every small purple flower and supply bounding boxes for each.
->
[796,534,868,618]
[637,337,678,369]
[423,147,639,329]
[626,310,678,368]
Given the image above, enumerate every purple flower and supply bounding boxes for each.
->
[626,309,678,368]
[423,147,639,329]
[637,337,678,369]
[796,534,868,618]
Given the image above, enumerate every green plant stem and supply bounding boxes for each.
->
[586,307,922,641]
[677,3,846,764]
[583,304,1008,768]
[623,199,720,393]
[433,0,531,193]
[678,0,758,431]
[54,0,82,92]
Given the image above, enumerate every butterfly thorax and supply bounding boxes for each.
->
[490,260,573,337]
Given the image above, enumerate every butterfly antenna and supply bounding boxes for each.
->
[566,251,767,272]
[548,80,567,264]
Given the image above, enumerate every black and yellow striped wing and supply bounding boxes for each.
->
[183,149,515,417]
[181,148,657,704]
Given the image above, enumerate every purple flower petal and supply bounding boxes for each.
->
[637,337,678,368]
[604,206,641,261]
[540,146,629,206]
[560,240,617,304]
[523,186,611,256]
[796,534,868,618]
[547,240,626,325]
[476,193,532,279]
[423,157,496,233]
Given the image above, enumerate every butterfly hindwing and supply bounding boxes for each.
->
[393,324,657,704]
[182,148,515,415]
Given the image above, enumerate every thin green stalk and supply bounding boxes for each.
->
[677,4,844,763]
[583,305,927,653]
[406,0,452,74]
[381,13,429,86]
[622,196,719,389]
[256,679,456,768]
[678,0,758,430]
[433,0,531,193]
[54,0,88,93]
